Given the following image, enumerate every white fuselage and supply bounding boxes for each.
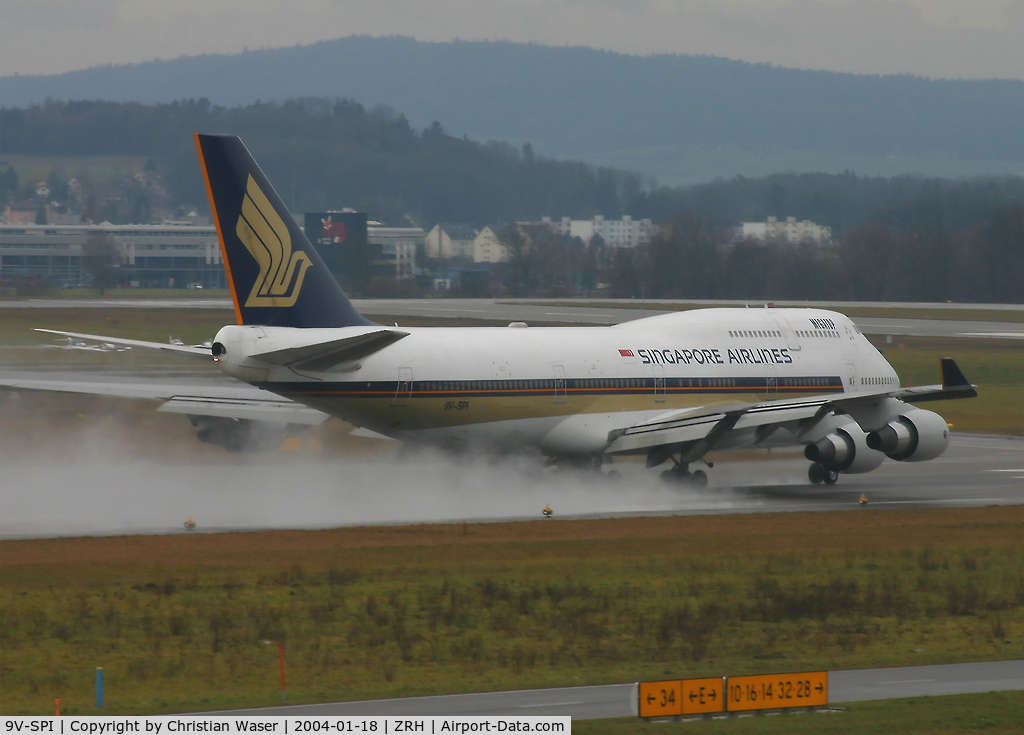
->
[214,308,898,456]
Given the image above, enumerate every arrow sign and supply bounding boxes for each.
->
[647,694,655,704]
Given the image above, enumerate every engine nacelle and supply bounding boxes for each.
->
[866,409,949,462]
[804,423,885,474]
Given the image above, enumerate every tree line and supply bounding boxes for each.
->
[2,98,1021,302]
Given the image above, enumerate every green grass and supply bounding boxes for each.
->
[1,508,1022,715]
[579,691,1024,734]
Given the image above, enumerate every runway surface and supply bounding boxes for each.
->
[201,660,1024,719]
[2,433,1020,539]
[2,297,1021,338]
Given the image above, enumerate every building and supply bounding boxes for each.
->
[0,223,224,288]
[368,226,424,279]
[425,223,476,259]
[528,215,653,248]
[472,226,509,263]
[741,216,831,244]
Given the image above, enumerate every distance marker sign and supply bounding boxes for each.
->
[726,671,828,712]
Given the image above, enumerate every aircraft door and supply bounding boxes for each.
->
[553,365,566,404]
[764,363,778,400]
[393,367,413,406]
[770,313,801,351]
[845,362,857,393]
[653,365,666,403]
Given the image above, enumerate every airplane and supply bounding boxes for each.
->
[4,134,978,485]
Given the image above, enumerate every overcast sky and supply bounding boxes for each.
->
[1,0,1021,80]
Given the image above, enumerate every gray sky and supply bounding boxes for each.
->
[1,0,1021,80]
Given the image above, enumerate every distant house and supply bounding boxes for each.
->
[472,226,509,263]
[425,223,476,259]
[741,216,831,244]
[4,200,48,225]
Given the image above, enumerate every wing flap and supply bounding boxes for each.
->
[157,396,328,424]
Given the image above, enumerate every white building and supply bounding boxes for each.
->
[0,223,224,288]
[741,216,831,244]
[472,226,509,263]
[531,215,653,248]
[368,226,424,279]
[425,223,476,259]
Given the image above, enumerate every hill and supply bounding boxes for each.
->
[2,36,1021,184]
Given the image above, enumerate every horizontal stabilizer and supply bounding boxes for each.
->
[36,329,212,359]
[253,329,409,372]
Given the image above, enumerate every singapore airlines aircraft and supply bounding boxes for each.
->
[15,134,977,485]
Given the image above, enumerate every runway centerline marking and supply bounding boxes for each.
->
[878,679,936,684]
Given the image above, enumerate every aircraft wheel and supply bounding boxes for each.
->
[823,468,840,485]
[808,462,825,484]
[691,470,708,488]
[661,468,691,485]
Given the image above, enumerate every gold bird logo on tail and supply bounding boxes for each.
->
[236,175,312,307]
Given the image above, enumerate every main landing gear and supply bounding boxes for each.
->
[808,462,839,485]
[660,462,709,488]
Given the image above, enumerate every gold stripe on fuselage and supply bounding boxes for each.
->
[275,388,831,432]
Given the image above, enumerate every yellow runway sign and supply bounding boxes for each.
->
[638,680,682,717]
[726,671,828,712]
[680,677,725,714]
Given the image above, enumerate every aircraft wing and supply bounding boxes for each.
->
[36,329,213,359]
[606,358,977,456]
[0,375,329,425]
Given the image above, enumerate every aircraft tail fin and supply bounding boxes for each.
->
[194,134,373,328]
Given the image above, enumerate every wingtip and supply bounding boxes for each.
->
[940,357,970,389]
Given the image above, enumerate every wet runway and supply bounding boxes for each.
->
[1,433,1020,540]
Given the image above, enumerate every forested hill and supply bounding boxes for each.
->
[3,98,1021,232]
[0,98,645,226]
[2,36,1021,184]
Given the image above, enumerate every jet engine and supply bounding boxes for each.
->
[804,422,885,475]
[866,409,949,462]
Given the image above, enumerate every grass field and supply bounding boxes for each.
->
[579,692,1024,734]
[1,507,1022,715]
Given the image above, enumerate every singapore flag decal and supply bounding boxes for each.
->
[618,348,636,363]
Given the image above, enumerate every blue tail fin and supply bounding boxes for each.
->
[195,133,374,328]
